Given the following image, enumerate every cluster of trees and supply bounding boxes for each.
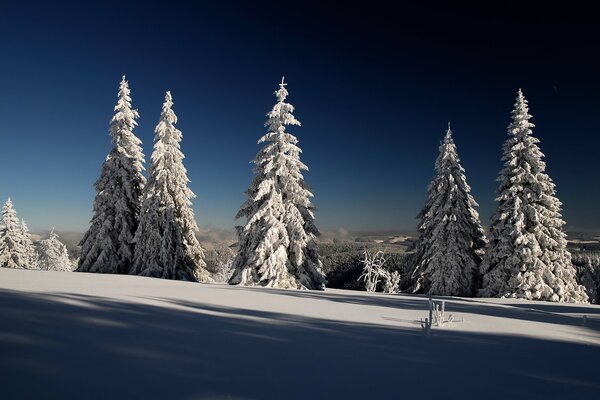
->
[0,77,590,303]
[410,90,587,303]
[73,76,324,289]
[0,198,73,271]
[76,77,210,281]
[0,76,324,290]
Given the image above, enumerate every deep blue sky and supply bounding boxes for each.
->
[0,1,598,233]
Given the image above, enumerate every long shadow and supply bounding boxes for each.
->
[1,289,599,400]
[502,302,600,316]
[233,286,600,333]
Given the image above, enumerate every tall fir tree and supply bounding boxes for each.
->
[480,90,587,302]
[77,76,145,274]
[0,198,35,269]
[38,229,73,272]
[411,125,487,296]
[19,220,38,269]
[229,78,325,290]
[131,91,210,281]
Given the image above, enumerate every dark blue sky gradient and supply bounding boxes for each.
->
[1,1,598,232]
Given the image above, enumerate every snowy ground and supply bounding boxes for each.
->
[1,268,599,400]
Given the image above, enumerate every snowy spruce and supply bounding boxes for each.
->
[0,198,37,269]
[131,91,210,282]
[77,76,146,275]
[411,125,487,296]
[19,220,38,269]
[37,229,73,272]
[479,90,587,303]
[229,78,325,290]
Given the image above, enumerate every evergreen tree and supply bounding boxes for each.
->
[0,198,33,269]
[411,125,487,296]
[77,76,145,274]
[229,78,325,290]
[37,229,73,272]
[480,90,587,302]
[131,91,210,281]
[19,220,38,269]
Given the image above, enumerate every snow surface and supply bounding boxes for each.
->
[1,268,599,399]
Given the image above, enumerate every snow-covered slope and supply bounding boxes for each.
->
[1,268,599,399]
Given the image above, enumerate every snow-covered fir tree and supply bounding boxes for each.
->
[130,91,210,282]
[0,198,23,268]
[19,220,38,269]
[77,76,145,275]
[37,229,73,272]
[229,78,325,290]
[0,198,36,269]
[479,90,587,302]
[411,125,487,296]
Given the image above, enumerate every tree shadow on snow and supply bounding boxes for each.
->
[500,302,600,316]
[0,289,599,400]
[233,286,600,333]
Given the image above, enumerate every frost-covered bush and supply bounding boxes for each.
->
[356,249,403,294]
[37,230,74,272]
[383,271,401,294]
[359,250,388,292]
[320,241,412,291]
